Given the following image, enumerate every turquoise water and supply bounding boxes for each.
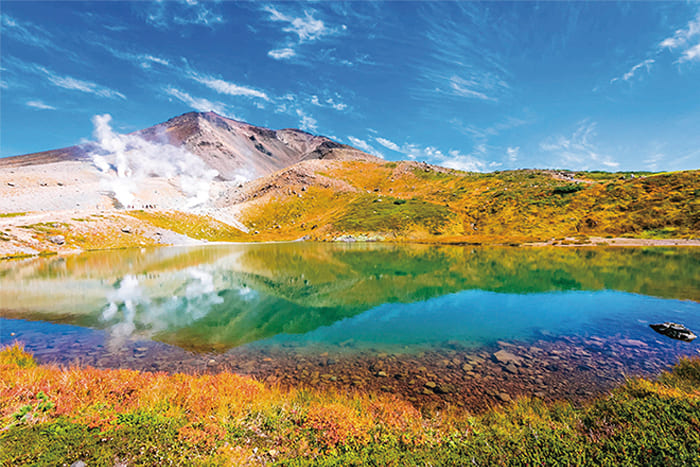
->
[1,243,698,356]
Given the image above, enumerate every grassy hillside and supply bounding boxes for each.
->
[2,344,700,465]
[1,162,697,258]
[239,162,700,243]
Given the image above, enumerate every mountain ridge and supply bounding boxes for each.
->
[0,111,379,179]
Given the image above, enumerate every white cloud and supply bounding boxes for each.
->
[540,121,619,170]
[659,13,700,49]
[26,100,56,110]
[264,7,330,42]
[99,43,170,69]
[415,6,511,104]
[1,14,59,51]
[680,42,700,62]
[296,108,317,132]
[263,6,342,62]
[46,72,126,99]
[326,98,346,111]
[190,73,269,100]
[145,1,224,29]
[348,136,384,158]
[610,58,655,84]
[268,48,296,60]
[393,143,488,172]
[439,149,489,172]
[375,137,400,152]
[310,94,347,111]
[4,57,126,99]
[659,12,700,63]
[506,146,519,163]
[142,55,170,67]
[164,86,228,115]
[449,75,496,101]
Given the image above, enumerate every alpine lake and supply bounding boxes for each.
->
[1,242,699,411]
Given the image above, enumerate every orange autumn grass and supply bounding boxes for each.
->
[4,342,700,465]
[0,343,430,463]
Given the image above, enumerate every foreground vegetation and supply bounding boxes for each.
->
[2,343,699,465]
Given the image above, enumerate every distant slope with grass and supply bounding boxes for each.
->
[1,155,697,257]
[232,160,699,243]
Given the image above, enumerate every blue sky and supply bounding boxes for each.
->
[2,1,699,172]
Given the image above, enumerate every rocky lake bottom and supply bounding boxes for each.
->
[5,316,698,413]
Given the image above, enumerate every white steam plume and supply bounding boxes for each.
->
[90,114,219,208]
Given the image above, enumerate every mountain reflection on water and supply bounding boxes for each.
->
[0,243,698,353]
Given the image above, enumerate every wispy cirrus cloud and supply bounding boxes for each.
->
[411,144,493,172]
[46,71,126,99]
[375,137,400,152]
[6,57,126,99]
[274,94,315,131]
[26,100,56,110]
[453,116,531,143]
[264,6,331,42]
[448,74,505,102]
[268,48,296,60]
[296,108,318,132]
[77,11,129,32]
[598,10,699,93]
[1,14,59,51]
[402,144,491,172]
[143,0,224,29]
[97,43,171,69]
[164,86,229,115]
[540,121,619,170]
[310,94,347,111]
[659,11,700,62]
[347,136,384,158]
[415,4,511,103]
[369,133,492,171]
[439,149,492,172]
[189,73,270,101]
[610,58,655,84]
[262,5,344,61]
[506,146,519,163]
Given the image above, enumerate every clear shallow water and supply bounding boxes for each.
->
[1,243,699,409]
[258,290,698,351]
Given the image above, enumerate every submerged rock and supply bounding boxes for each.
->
[650,322,697,342]
[493,349,522,366]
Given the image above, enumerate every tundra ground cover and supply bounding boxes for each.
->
[2,343,699,465]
